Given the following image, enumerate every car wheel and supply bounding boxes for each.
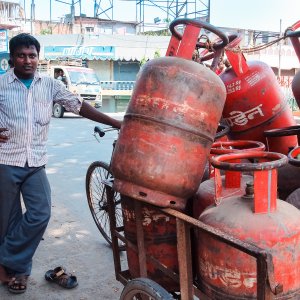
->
[53,103,65,118]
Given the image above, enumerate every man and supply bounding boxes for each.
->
[0,33,121,294]
[55,69,66,85]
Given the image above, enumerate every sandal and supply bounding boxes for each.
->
[45,266,78,289]
[7,275,28,294]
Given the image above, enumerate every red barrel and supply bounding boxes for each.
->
[193,140,265,218]
[121,196,179,292]
[220,35,297,154]
[196,151,300,299]
[111,57,226,210]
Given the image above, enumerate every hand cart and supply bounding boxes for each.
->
[104,180,279,300]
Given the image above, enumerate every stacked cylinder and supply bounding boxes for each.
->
[111,56,226,210]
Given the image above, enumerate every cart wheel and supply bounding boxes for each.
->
[120,278,174,300]
[86,161,123,247]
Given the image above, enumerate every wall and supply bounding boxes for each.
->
[113,61,140,81]
[87,60,112,81]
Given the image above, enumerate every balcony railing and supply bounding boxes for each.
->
[100,81,135,97]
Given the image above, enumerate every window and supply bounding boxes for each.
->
[85,27,94,33]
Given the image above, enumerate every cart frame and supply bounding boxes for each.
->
[105,181,280,300]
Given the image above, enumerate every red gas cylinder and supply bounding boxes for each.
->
[264,125,300,199]
[111,19,228,210]
[193,140,265,218]
[292,71,300,104]
[220,35,297,154]
[196,151,300,299]
[200,123,231,183]
[215,123,230,142]
[121,196,179,292]
[285,21,300,105]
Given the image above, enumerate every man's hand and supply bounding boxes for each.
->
[0,128,8,143]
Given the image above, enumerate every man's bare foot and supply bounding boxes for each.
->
[0,264,10,283]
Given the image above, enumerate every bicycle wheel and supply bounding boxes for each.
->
[86,161,123,246]
[120,278,174,300]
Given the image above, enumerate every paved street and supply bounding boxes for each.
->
[1,110,299,299]
[0,113,124,299]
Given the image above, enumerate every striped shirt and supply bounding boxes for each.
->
[0,69,82,167]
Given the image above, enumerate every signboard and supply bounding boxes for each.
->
[44,46,115,60]
[0,30,8,53]
[0,53,10,74]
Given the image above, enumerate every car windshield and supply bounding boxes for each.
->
[68,70,100,85]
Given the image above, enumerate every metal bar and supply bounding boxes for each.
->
[162,208,266,258]
[134,200,147,277]
[147,253,180,283]
[106,184,122,281]
[176,218,194,300]
[257,256,274,300]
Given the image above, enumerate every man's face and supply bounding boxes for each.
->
[11,45,39,79]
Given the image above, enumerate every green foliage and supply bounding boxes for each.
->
[139,50,161,67]
[140,28,170,36]
[154,50,161,58]
[139,57,148,66]
[40,28,52,35]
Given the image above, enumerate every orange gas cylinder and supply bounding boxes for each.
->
[121,196,179,292]
[111,19,228,210]
[220,35,297,154]
[193,140,265,218]
[196,151,300,299]
[264,126,300,199]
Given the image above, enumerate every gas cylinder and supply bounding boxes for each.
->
[285,21,300,105]
[121,195,179,292]
[292,71,300,105]
[285,146,300,208]
[193,140,265,219]
[220,35,297,154]
[201,123,230,183]
[111,19,228,210]
[196,151,300,299]
[264,125,300,199]
[215,123,230,142]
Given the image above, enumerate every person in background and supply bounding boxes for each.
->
[54,69,67,86]
[0,33,121,294]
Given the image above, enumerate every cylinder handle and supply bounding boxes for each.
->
[211,151,288,214]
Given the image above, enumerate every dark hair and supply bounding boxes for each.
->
[9,33,40,56]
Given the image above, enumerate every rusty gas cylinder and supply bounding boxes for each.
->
[220,35,297,154]
[193,140,265,218]
[196,151,300,299]
[111,57,226,210]
[121,195,179,292]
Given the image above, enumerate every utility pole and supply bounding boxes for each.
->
[278,19,282,78]
[30,0,35,34]
[23,0,26,22]
[55,0,81,23]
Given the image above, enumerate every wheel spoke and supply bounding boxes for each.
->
[86,161,124,247]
